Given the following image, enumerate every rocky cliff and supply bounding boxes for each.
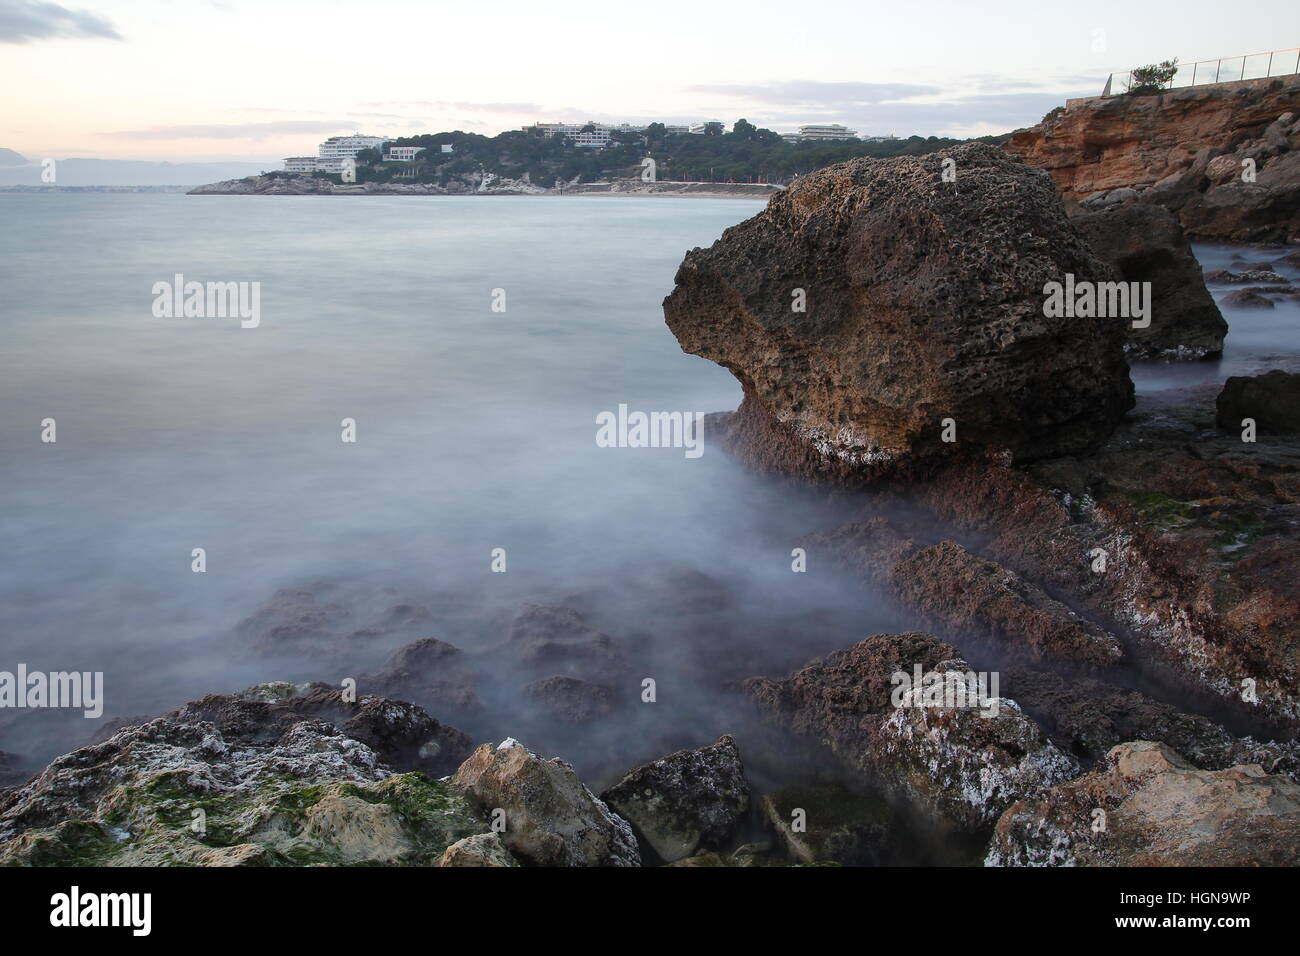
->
[1008,78,1300,242]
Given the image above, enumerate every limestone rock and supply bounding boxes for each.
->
[601,735,750,862]
[744,633,1078,831]
[451,739,640,866]
[663,142,1134,485]
[986,740,1300,866]
[437,832,520,867]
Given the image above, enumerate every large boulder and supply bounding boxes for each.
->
[986,740,1300,866]
[600,735,750,862]
[662,142,1134,485]
[1070,204,1227,359]
[450,739,640,866]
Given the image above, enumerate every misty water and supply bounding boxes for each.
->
[2,193,1297,814]
[0,194,915,788]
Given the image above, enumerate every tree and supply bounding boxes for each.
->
[1126,58,1179,95]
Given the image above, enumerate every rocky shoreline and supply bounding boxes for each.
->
[6,119,1300,867]
[188,174,780,200]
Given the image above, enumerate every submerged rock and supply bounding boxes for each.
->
[662,142,1133,485]
[451,739,640,866]
[600,735,750,862]
[361,637,482,715]
[522,675,613,723]
[761,781,896,865]
[505,604,628,682]
[987,740,1300,866]
[1070,203,1226,359]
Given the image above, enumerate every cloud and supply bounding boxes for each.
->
[108,120,360,140]
[358,100,545,115]
[687,81,942,106]
[685,76,1099,136]
[0,0,122,43]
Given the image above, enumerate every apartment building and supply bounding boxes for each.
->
[795,124,859,141]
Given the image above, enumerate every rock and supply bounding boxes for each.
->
[1070,204,1226,359]
[1223,288,1276,308]
[360,638,481,715]
[1205,153,1242,185]
[522,675,613,723]
[805,520,1122,668]
[1002,670,1300,778]
[177,683,474,778]
[987,741,1300,866]
[1216,370,1300,434]
[437,832,520,867]
[891,540,1123,668]
[662,142,1134,485]
[919,395,1300,732]
[761,782,896,865]
[600,735,750,862]
[744,633,1078,831]
[505,604,628,682]
[450,739,640,866]
[0,692,484,866]
[304,792,414,864]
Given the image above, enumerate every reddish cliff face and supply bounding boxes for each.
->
[1008,78,1300,243]
[1009,78,1300,201]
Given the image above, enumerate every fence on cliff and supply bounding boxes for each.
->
[1102,47,1300,96]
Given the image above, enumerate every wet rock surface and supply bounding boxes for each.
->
[600,735,750,862]
[761,781,897,865]
[744,633,1078,831]
[663,142,1133,484]
[987,740,1300,866]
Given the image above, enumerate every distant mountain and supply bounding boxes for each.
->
[0,156,276,186]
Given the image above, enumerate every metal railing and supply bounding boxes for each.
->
[1103,47,1300,96]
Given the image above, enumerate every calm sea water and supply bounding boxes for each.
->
[1,193,1296,780]
[0,194,907,774]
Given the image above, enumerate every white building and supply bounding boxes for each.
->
[283,156,318,173]
[316,134,387,171]
[522,121,694,146]
[384,146,424,162]
[523,122,613,148]
[795,124,859,141]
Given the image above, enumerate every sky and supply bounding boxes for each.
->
[2,0,1297,163]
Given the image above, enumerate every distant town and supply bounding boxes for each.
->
[284,122,898,174]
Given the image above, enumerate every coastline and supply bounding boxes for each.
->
[187,176,782,199]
